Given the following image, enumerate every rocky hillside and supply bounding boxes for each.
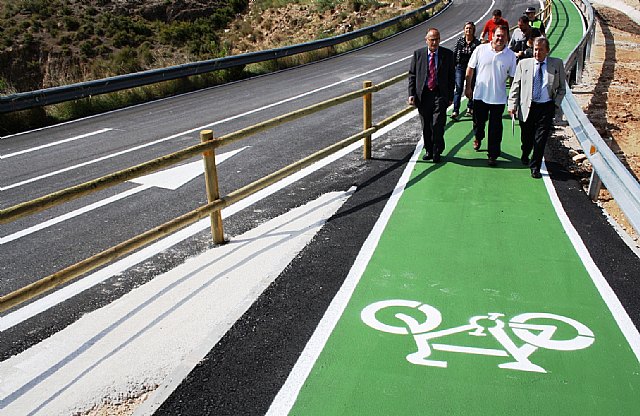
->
[0,0,426,94]
[0,0,247,93]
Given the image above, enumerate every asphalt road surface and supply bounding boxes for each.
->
[1,0,638,414]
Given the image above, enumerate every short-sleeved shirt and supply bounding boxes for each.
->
[468,43,517,104]
[482,17,509,41]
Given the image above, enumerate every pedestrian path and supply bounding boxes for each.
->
[268,1,640,414]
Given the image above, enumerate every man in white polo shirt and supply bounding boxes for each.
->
[465,25,517,166]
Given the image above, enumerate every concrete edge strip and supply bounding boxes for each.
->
[541,161,640,362]
[128,188,357,416]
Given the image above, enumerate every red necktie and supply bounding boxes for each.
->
[428,53,437,91]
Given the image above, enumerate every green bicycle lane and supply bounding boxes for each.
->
[268,1,640,414]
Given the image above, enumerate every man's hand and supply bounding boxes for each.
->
[508,109,517,117]
[464,67,474,100]
[464,86,473,100]
[408,96,416,106]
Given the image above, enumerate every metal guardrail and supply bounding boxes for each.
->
[561,0,640,235]
[0,1,444,114]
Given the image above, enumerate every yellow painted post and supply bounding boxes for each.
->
[363,80,373,159]
[200,130,226,244]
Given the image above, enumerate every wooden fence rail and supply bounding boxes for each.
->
[0,74,410,313]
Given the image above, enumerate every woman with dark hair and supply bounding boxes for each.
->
[451,21,481,120]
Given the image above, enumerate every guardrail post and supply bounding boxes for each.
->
[586,137,612,201]
[363,80,373,159]
[200,130,226,244]
[587,170,603,201]
[585,28,593,61]
[576,46,584,84]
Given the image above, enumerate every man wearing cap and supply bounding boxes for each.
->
[525,6,546,36]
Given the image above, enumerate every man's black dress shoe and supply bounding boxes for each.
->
[433,153,441,163]
[531,169,542,179]
[422,152,433,161]
[487,157,497,166]
[521,156,530,165]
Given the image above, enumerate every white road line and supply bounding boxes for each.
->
[266,129,423,416]
[264,156,639,416]
[0,185,151,245]
[0,110,419,332]
[0,128,113,159]
[1,60,408,192]
[540,163,640,362]
[1,11,475,193]
[538,8,640,362]
[0,147,246,245]
[0,191,352,416]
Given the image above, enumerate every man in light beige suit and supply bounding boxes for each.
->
[508,37,566,178]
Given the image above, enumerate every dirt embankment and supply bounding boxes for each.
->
[551,3,640,247]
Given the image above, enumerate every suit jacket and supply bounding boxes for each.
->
[408,46,455,105]
[508,56,566,122]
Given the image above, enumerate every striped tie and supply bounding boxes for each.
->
[533,61,544,102]
[428,53,437,90]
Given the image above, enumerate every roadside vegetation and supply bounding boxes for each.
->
[0,0,443,134]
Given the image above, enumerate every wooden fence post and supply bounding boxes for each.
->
[363,80,372,159]
[200,130,225,244]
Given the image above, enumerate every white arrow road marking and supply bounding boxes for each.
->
[0,128,113,159]
[0,110,417,332]
[0,190,353,416]
[0,147,247,245]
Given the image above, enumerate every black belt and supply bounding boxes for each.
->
[531,100,553,106]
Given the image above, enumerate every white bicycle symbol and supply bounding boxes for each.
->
[361,300,595,373]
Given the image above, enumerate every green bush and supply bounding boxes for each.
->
[139,42,155,65]
[315,0,336,13]
[1,35,13,48]
[63,16,80,31]
[17,0,57,17]
[111,47,142,74]
[23,32,35,45]
[86,6,98,17]
[31,19,42,31]
[58,35,72,46]
[80,40,97,58]
[95,44,111,57]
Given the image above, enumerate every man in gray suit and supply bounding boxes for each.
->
[508,37,566,178]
